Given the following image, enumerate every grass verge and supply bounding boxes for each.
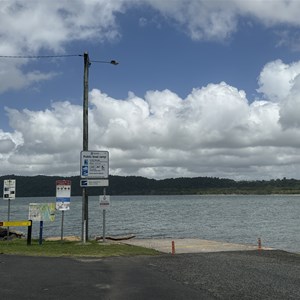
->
[0,239,160,257]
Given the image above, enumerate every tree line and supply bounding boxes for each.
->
[1,175,300,197]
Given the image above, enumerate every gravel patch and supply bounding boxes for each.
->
[147,250,300,299]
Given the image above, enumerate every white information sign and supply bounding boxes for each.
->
[80,179,109,187]
[80,151,109,179]
[99,195,110,210]
[56,180,71,211]
[3,179,16,200]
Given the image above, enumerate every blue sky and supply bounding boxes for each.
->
[2,0,300,180]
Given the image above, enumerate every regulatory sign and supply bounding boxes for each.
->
[99,195,110,210]
[56,180,71,211]
[80,179,109,187]
[0,220,31,227]
[3,179,16,200]
[80,151,109,178]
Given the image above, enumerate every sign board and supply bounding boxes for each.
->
[28,203,56,222]
[80,151,109,178]
[99,195,110,210]
[0,220,31,227]
[80,179,109,187]
[56,180,71,211]
[3,179,16,200]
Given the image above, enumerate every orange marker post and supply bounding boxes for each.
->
[171,240,175,255]
[258,238,262,250]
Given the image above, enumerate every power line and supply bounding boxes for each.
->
[0,54,81,59]
[0,54,119,64]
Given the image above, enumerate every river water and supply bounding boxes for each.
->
[1,195,299,253]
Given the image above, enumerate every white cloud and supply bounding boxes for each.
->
[143,0,300,41]
[1,0,299,58]
[139,17,148,27]
[143,0,238,41]
[6,102,82,155]
[3,68,300,180]
[0,130,22,154]
[0,1,124,53]
[2,2,300,179]
[0,0,126,93]
[257,59,300,102]
[233,0,300,27]
[0,60,57,93]
[256,59,300,130]
[279,75,300,129]
[1,0,300,93]
[2,102,82,175]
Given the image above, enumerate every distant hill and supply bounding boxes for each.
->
[1,175,300,197]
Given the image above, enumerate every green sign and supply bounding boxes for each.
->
[28,203,56,222]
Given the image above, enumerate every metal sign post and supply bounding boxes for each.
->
[56,180,71,242]
[61,211,65,242]
[8,199,10,222]
[103,209,106,242]
[3,179,16,238]
[99,190,110,243]
[80,150,109,242]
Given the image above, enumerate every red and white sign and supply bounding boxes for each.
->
[56,180,71,211]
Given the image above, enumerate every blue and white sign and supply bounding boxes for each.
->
[80,179,109,187]
[80,151,109,179]
[56,180,71,211]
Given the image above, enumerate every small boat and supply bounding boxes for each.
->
[95,234,136,241]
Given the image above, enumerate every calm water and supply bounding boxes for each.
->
[1,195,299,253]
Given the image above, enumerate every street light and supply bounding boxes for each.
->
[81,52,118,243]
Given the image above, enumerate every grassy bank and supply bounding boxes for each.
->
[0,239,160,257]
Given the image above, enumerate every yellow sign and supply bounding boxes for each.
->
[0,220,31,227]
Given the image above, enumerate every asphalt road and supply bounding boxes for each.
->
[0,250,299,299]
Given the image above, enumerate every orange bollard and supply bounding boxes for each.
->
[258,238,262,250]
[171,240,175,255]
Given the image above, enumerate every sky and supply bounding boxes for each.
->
[2,0,300,180]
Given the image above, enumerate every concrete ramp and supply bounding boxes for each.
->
[123,238,270,254]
